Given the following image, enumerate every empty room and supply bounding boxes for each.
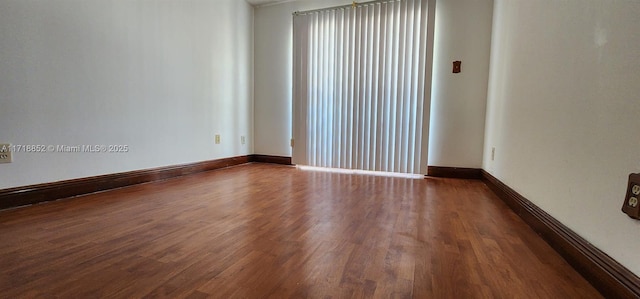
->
[0,0,639,298]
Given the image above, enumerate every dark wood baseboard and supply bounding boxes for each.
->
[0,154,293,211]
[481,170,640,299]
[0,156,250,210]
[250,154,292,165]
[428,166,482,179]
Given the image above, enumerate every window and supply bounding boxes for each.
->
[292,0,434,174]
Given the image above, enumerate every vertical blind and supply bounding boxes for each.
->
[292,0,433,174]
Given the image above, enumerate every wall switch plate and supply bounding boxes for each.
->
[215,135,221,144]
[491,147,495,161]
[0,144,13,163]
[622,173,640,219]
[241,136,246,145]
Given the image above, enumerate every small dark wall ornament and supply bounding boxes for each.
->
[453,60,461,73]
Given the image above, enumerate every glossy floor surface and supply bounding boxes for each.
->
[0,163,601,298]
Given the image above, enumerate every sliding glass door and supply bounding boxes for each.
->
[292,0,434,174]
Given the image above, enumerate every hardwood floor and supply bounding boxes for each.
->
[0,163,601,298]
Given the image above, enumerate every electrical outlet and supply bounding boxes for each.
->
[622,173,640,219]
[215,135,221,144]
[0,144,12,163]
[241,136,246,145]
[491,147,495,161]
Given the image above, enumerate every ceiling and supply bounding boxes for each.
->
[245,0,292,7]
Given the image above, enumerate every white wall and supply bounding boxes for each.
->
[484,0,640,275]
[255,0,493,169]
[0,0,254,189]
[428,0,493,168]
